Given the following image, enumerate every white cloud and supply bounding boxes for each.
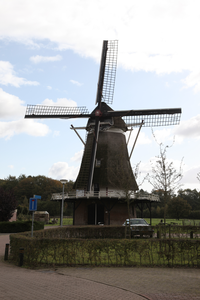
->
[0,119,49,140]
[0,89,51,139]
[70,150,83,162]
[47,86,52,90]
[0,1,200,92]
[41,98,77,107]
[70,80,83,87]
[0,88,25,119]
[126,130,151,147]
[48,161,79,181]
[8,165,14,169]
[177,164,200,190]
[174,115,200,140]
[0,61,39,87]
[182,70,200,94]
[30,55,62,64]
[151,128,173,144]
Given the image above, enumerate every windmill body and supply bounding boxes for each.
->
[25,40,182,225]
[74,102,138,196]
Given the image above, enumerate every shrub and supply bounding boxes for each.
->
[0,221,44,233]
[9,231,200,267]
[189,210,200,220]
[0,187,17,221]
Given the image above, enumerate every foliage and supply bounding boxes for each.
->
[0,220,44,233]
[0,174,74,204]
[189,211,200,220]
[37,200,73,217]
[167,196,191,220]
[9,229,200,267]
[142,206,165,219]
[0,187,17,222]
[177,189,200,211]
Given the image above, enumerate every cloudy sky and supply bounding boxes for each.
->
[0,0,200,192]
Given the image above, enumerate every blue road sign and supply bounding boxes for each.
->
[34,195,41,199]
[29,198,37,211]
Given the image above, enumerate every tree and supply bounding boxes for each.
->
[148,141,183,224]
[177,189,200,211]
[0,175,75,219]
[0,187,17,222]
[167,196,191,220]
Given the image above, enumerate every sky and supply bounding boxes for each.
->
[0,0,200,193]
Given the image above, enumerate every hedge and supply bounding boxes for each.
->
[9,226,200,267]
[0,221,44,233]
[18,224,200,240]
[155,224,200,239]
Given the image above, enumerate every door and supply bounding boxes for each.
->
[88,204,104,225]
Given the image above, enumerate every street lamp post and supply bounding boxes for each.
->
[60,179,67,227]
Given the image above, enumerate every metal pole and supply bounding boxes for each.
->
[95,203,97,225]
[126,127,133,146]
[4,244,9,260]
[61,183,64,227]
[70,125,85,145]
[73,201,75,225]
[19,248,24,267]
[31,211,34,237]
[129,121,144,160]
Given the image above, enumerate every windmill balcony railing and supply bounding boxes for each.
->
[51,191,160,202]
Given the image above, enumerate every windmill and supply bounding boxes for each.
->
[25,40,181,225]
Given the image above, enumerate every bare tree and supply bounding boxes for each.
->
[132,161,149,189]
[197,172,200,183]
[148,139,183,224]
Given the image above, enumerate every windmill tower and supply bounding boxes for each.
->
[25,40,181,225]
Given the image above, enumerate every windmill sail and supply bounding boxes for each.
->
[25,105,90,119]
[96,40,118,105]
[87,40,118,192]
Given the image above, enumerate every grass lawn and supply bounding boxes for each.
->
[145,218,200,226]
[45,218,200,227]
[45,217,73,226]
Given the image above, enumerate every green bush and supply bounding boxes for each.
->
[0,221,44,233]
[189,210,200,220]
[9,231,200,267]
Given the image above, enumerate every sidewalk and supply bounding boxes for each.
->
[0,233,200,300]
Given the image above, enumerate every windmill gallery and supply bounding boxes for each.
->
[25,40,181,226]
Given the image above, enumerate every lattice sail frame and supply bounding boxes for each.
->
[101,40,118,105]
[123,112,181,127]
[25,105,89,118]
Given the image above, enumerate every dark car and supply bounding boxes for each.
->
[123,218,154,238]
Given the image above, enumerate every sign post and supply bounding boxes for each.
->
[34,195,41,200]
[29,198,37,237]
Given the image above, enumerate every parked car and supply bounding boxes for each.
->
[122,218,154,238]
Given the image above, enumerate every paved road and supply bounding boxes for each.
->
[0,233,200,300]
